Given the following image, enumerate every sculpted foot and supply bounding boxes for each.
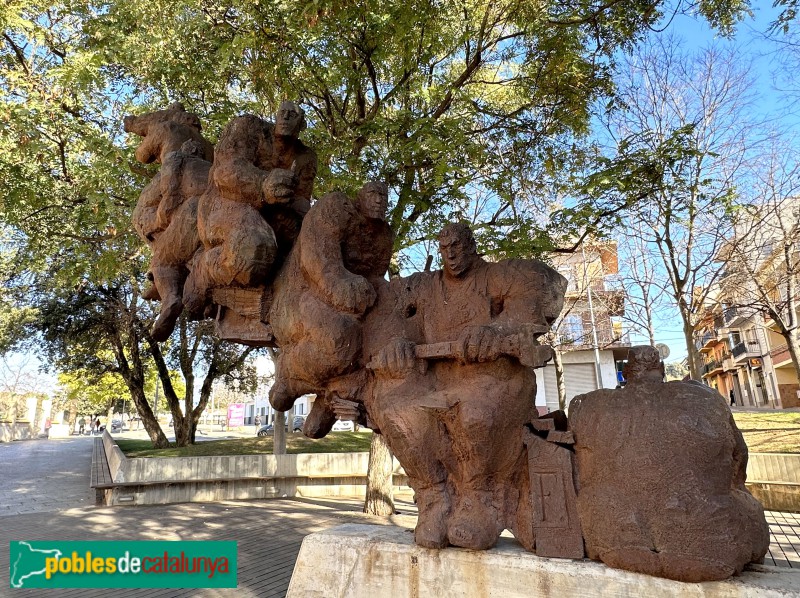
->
[447,492,498,550]
[269,380,295,412]
[151,298,183,342]
[414,486,451,549]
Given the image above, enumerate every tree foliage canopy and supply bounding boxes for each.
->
[1,0,755,406]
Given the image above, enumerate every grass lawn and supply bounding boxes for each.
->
[116,411,800,457]
[116,431,373,458]
[733,411,800,453]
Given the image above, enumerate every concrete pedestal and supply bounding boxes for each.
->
[287,524,800,597]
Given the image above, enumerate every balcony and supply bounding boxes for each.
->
[723,306,739,324]
[556,330,631,349]
[702,359,724,377]
[696,332,716,353]
[732,340,761,362]
[723,354,736,371]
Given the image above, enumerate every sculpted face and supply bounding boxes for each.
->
[439,232,477,279]
[275,101,305,138]
[358,184,388,221]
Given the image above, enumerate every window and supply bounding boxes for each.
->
[561,314,584,343]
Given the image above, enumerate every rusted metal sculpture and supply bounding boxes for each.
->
[126,105,770,583]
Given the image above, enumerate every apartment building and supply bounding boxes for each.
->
[695,197,800,409]
[537,241,630,413]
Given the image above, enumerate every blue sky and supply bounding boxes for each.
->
[623,2,799,362]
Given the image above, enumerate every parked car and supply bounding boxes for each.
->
[257,416,306,437]
[331,419,354,432]
[110,419,124,432]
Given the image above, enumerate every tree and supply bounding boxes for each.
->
[601,36,760,380]
[32,276,256,447]
[0,354,48,425]
[616,220,672,347]
[720,134,800,388]
[664,360,689,381]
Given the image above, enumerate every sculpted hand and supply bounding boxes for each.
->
[372,338,417,378]
[330,397,367,426]
[262,168,296,204]
[458,326,502,364]
[334,276,377,315]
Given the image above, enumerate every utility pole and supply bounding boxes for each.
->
[582,244,604,389]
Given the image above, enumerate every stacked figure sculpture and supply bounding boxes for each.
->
[127,104,769,583]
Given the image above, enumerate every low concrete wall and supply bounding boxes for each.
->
[101,432,410,506]
[747,453,800,512]
[748,453,800,484]
[288,524,800,598]
[0,422,33,442]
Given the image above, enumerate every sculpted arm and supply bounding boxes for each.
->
[298,193,376,314]
[289,151,317,216]
[211,116,272,209]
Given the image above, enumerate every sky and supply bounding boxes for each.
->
[622,2,799,363]
[2,2,797,390]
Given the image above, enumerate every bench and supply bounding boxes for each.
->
[90,437,114,504]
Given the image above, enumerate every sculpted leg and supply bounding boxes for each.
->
[150,265,187,341]
[443,378,531,550]
[369,392,451,548]
[270,298,361,411]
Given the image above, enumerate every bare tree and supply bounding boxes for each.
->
[616,220,672,347]
[720,134,800,386]
[606,35,761,380]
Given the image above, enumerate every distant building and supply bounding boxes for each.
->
[538,241,630,413]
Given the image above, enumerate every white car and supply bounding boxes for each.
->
[331,420,354,432]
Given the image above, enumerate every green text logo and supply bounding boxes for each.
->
[9,541,237,588]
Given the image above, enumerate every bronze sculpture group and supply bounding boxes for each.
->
[126,103,769,583]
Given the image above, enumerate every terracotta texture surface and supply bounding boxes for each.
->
[126,106,771,582]
[125,103,213,341]
[185,101,317,317]
[569,346,770,582]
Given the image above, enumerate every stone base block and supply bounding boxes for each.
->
[287,524,800,598]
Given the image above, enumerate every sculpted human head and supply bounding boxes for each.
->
[275,100,306,138]
[622,345,665,384]
[356,182,389,221]
[438,222,479,279]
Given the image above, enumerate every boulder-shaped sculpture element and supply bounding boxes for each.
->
[569,345,770,582]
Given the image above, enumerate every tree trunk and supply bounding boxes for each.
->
[67,397,78,436]
[129,385,169,448]
[274,410,287,455]
[554,349,567,411]
[174,414,191,446]
[363,432,395,516]
[784,332,800,397]
[683,324,703,381]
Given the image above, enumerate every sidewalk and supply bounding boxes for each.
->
[1,437,798,597]
[0,495,418,597]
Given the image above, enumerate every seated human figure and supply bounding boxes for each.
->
[569,345,770,582]
[185,101,317,315]
[268,182,393,420]
[365,223,566,550]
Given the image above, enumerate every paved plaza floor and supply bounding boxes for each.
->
[0,437,798,597]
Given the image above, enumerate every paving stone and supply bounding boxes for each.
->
[0,436,797,597]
